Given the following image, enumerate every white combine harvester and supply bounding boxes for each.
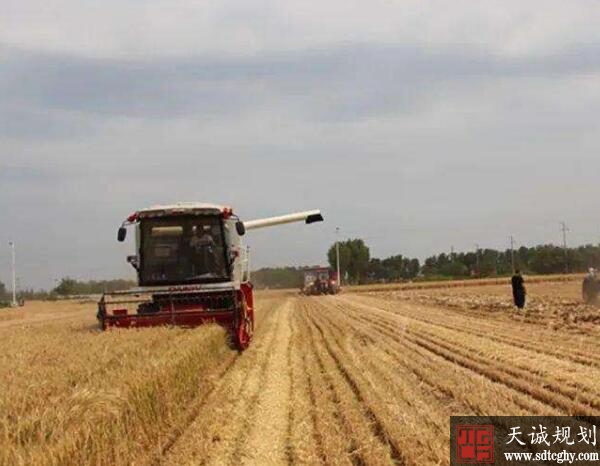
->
[97,203,323,350]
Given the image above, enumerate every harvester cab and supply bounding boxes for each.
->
[98,203,323,349]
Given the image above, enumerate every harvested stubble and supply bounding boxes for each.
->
[293,292,600,464]
[346,273,584,294]
[368,279,600,331]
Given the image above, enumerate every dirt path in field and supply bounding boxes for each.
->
[239,300,293,465]
[162,298,296,466]
[158,292,600,466]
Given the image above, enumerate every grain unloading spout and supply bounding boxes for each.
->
[243,210,323,231]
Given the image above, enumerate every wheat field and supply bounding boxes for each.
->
[0,279,598,465]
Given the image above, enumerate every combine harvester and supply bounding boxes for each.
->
[301,266,340,295]
[97,203,323,349]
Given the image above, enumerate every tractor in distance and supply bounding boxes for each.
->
[301,266,340,295]
[97,203,323,350]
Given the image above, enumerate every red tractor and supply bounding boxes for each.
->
[97,203,323,350]
[301,266,339,295]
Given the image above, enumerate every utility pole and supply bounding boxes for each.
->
[474,243,480,275]
[560,221,569,273]
[8,241,17,307]
[509,236,516,273]
[335,227,341,287]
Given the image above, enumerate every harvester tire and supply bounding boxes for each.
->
[235,297,254,351]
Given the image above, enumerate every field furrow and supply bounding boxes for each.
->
[332,296,600,416]
[298,301,395,465]
[345,294,600,364]
[313,298,557,417]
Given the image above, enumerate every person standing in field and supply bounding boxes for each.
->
[511,270,526,309]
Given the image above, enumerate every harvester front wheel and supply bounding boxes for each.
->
[235,298,254,351]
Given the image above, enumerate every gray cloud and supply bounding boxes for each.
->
[4,43,600,124]
[2,9,600,289]
[3,0,600,58]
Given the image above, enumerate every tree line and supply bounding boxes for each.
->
[326,239,420,285]
[0,278,137,303]
[323,239,600,286]
[0,281,52,306]
[422,244,600,278]
[2,241,599,296]
[52,278,137,295]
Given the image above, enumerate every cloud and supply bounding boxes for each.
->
[2,2,600,289]
[3,1,600,58]
[3,43,600,127]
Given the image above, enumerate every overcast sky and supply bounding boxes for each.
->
[2,1,600,289]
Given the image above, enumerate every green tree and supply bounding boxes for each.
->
[408,258,421,278]
[422,256,438,275]
[528,245,566,274]
[367,258,385,281]
[328,239,370,284]
[53,277,79,295]
[439,261,468,277]
[381,255,405,281]
[367,256,420,282]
